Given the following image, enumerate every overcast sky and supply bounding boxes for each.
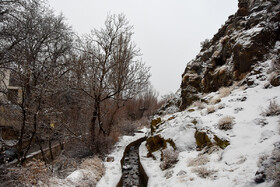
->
[48,0,238,97]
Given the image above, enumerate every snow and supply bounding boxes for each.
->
[233,26,264,47]
[92,38,279,187]
[96,128,148,187]
[47,129,148,187]
[139,59,280,186]
[66,170,85,184]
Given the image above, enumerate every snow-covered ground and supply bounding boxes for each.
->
[46,129,147,187]
[96,128,148,187]
[139,58,280,186]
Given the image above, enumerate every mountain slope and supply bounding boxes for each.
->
[140,0,280,186]
[180,0,280,110]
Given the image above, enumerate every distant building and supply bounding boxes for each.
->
[0,69,21,149]
[0,69,22,104]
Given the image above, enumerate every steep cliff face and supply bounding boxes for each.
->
[180,0,280,110]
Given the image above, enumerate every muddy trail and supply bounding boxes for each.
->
[118,137,147,187]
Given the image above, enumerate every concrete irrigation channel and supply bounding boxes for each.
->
[117,137,148,187]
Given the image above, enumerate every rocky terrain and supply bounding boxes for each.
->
[180,0,280,110]
[139,0,280,186]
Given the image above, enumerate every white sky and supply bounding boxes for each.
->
[48,0,238,97]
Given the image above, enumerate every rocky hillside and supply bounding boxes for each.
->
[180,0,280,110]
[139,0,280,186]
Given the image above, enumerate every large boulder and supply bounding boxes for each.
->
[195,130,230,150]
[145,135,176,159]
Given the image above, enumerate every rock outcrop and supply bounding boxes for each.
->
[180,0,280,110]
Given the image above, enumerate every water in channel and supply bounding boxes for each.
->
[121,142,146,187]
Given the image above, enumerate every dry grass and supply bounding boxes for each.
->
[209,87,232,105]
[188,155,209,167]
[219,87,231,98]
[52,154,79,178]
[256,148,280,186]
[192,166,216,178]
[137,116,150,129]
[218,103,226,109]
[257,154,269,167]
[80,156,104,181]
[207,105,216,114]
[267,149,280,182]
[218,116,234,130]
[262,100,280,116]
[93,135,118,156]
[237,85,247,91]
[0,159,51,186]
[23,159,51,185]
[160,148,179,170]
[121,121,138,135]
[48,156,105,186]
[209,96,221,105]
[192,101,206,110]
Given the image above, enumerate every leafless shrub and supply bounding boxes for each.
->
[218,116,234,130]
[0,159,51,186]
[0,167,23,186]
[192,166,216,178]
[188,155,209,167]
[120,120,138,135]
[256,148,280,186]
[262,100,280,116]
[93,135,118,156]
[160,148,179,170]
[63,139,93,160]
[23,159,51,185]
[266,150,280,183]
[257,153,269,167]
[138,116,150,128]
[200,39,210,49]
[80,156,104,181]
[207,105,216,114]
[48,156,104,186]
[52,154,79,178]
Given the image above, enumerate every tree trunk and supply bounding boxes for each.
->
[37,137,47,164]
[18,92,26,161]
[59,139,64,150]
[20,112,38,164]
[49,139,54,160]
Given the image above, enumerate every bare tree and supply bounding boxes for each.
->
[79,14,150,145]
[0,0,74,163]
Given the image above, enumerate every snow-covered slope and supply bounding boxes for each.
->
[140,56,280,186]
[140,0,280,186]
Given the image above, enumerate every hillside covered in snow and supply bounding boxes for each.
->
[139,0,280,186]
